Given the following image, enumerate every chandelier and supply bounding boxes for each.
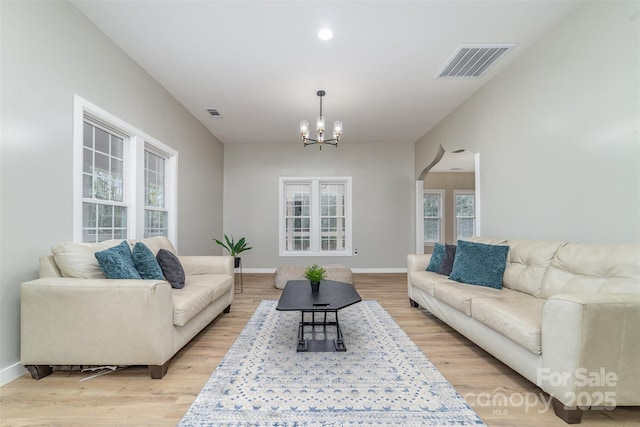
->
[300,90,342,149]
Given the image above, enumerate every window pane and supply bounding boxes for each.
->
[94,127,110,154]
[82,202,127,243]
[285,183,311,252]
[83,148,93,173]
[144,209,168,238]
[114,206,127,228]
[83,173,93,198]
[83,203,97,228]
[424,218,440,242]
[457,218,475,240]
[83,123,93,148]
[111,136,123,159]
[83,121,126,203]
[456,194,475,217]
[145,150,166,209]
[455,193,475,240]
[320,183,345,251]
[424,194,440,218]
[424,192,442,243]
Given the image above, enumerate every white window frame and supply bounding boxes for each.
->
[423,189,445,246]
[279,177,353,257]
[454,189,476,241]
[73,95,178,245]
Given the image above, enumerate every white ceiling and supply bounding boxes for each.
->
[430,150,476,173]
[72,1,580,146]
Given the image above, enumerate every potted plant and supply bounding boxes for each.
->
[214,234,252,268]
[304,264,326,294]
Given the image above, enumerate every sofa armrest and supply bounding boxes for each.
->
[407,254,432,300]
[407,254,431,273]
[541,293,640,407]
[21,278,174,366]
[179,256,234,276]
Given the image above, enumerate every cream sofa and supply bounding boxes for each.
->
[21,236,234,380]
[407,237,640,423]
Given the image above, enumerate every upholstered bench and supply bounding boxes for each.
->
[274,264,353,289]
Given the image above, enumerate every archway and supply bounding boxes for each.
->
[415,146,480,254]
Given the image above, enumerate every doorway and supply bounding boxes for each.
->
[415,150,480,254]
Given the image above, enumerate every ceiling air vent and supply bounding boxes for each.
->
[206,108,222,118]
[437,44,515,78]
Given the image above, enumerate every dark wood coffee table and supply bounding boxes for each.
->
[276,280,362,352]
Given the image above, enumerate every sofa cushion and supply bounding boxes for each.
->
[449,240,509,289]
[433,281,507,316]
[94,241,142,280]
[471,295,544,354]
[502,240,564,297]
[52,240,122,279]
[437,244,457,276]
[172,274,233,326]
[426,243,445,272]
[130,236,176,256]
[541,242,640,298]
[157,249,185,289]
[132,242,165,280]
[409,271,452,296]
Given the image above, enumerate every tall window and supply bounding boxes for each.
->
[82,121,128,242]
[144,150,168,238]
[455,190,476,240]
[284,183,311,251]
[279,177,352,256]
[424,190,444,244]
[74,95,178,244]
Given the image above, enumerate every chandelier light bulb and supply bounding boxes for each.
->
[300,120,309,137]
[316,116,325,133]
[333,121,342,139]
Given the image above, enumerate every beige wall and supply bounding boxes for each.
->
[223,143,415,270]
[0,1,224,383]
[415,1,640,244]
[424,173,475,252]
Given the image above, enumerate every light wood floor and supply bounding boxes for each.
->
[1,274,638,426]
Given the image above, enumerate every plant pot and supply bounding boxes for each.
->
[310,281,320,295]
[234,257,241,268]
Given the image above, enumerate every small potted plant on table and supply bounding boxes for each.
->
[304,264,326,295]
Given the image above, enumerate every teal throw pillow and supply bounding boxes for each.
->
[95,240,142,280]
[426,243,445,272]
[132,242,165,280]
[448,240,509,289]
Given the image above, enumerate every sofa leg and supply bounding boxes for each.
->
[223,304,231,313]
[25,365,53,380]
[148,361,170,379]
[551,397,584,424]
[409,299,419,308]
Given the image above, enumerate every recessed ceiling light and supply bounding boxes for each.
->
[318,28,333,41]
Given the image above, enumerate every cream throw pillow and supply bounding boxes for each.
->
[52,240,122,279]
[128,236,176,255]
[52,236,176,279]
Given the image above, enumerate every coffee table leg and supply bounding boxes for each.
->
[334,310,346,352]
[297,312,308,352]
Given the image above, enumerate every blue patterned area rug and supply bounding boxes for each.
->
[179,300,485,426]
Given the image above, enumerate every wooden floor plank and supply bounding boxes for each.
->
[1,273,637,426]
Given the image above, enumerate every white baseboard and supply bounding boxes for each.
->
[352,268,407,273]
[1,362,27,386]
[242,268,407,274]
